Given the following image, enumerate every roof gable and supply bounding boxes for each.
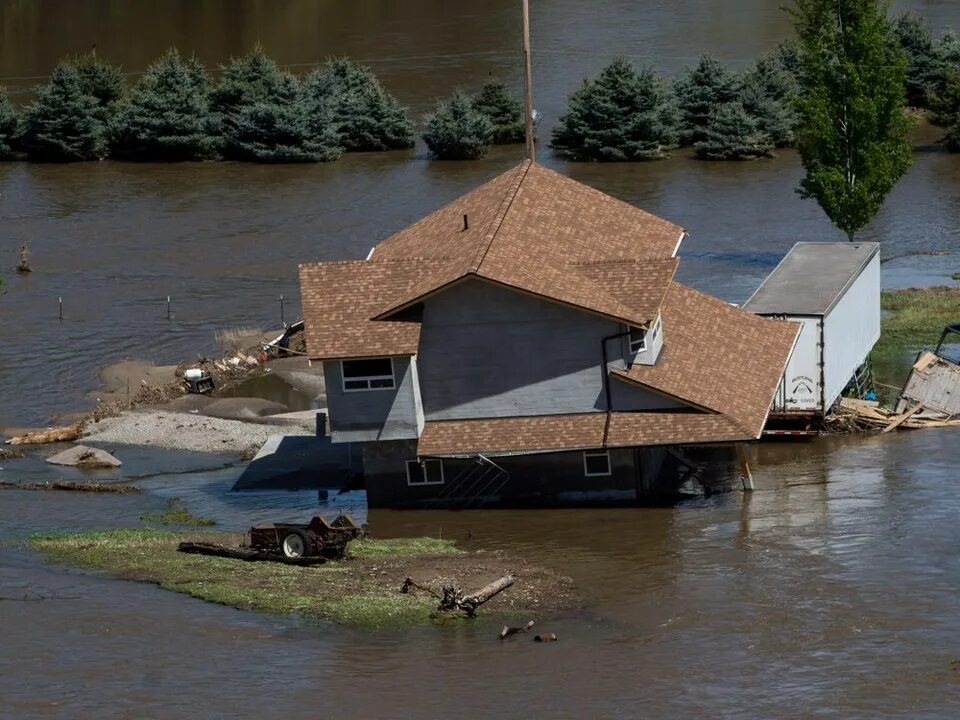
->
[369,161,685,326]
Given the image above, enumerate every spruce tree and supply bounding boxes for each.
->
[929,65,960,151]
[791,0,913,241]
[303,58,414,151]
[471,78,525,145]
[695,101,774,160]
[893,12,939,107]
[228,75,340,162]
[111,49,219,161]
[70,52,126,112]
[20,65,107,161]
[740,53,799,147]
[211,48,339,162]
[0,88,19,160]
[551,58,679,161]
[674,54,741,145]
[422,90,494,160]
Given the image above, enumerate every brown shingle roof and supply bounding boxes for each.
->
[417,412,747,457]
[613,283,800,436]
[299,260,435,359]
[370,161,685,326]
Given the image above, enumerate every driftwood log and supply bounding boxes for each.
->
[177,541,327,566]
[499,620,535,640]
[439,575,515,617]
[6,425,82,445]
[402,574,516,617]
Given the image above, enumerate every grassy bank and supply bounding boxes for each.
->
[29,529,575,627]
[140,497,215,526]
[876,286,960,357]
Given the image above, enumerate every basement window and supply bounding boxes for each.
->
[629,327,647,353]
[406,459,445,486]
[583,450,612,477]
[341,358,395,391]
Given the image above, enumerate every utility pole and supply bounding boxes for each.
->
[522,0,535,162]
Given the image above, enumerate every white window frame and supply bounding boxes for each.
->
[583,450,612,477]
[629,327,647,353]
[406,458,445,486]
[341,358,395,392]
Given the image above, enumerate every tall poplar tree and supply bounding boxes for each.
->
[791,0,912,241]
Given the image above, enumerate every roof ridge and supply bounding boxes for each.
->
[469,159,532,273]
[569,257,677,267]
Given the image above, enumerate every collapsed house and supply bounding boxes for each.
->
[299,161,799,507]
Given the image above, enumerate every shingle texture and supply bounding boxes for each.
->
[417,412,746,457]
[613,283,800,436]
[371,161,684,325]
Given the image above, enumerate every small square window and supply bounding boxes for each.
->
[406,459,445,486]
[583,451,611,477]
[341,358,395,391]
[629,327,647,353]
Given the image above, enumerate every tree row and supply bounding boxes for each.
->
[0,48,527,163]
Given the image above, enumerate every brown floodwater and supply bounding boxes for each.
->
[2,1,960,717]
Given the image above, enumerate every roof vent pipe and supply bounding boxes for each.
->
[462,214,469,231]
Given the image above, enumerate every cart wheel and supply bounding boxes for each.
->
[281,530,309,558]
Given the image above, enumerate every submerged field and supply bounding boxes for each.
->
[29,530,577,627]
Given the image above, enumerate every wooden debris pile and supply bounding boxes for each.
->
[829,397,960,433]
[401,574,515,617]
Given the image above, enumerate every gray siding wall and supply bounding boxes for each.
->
[363,443,684,508]
[417,279,681,420]
[324,356,421,442]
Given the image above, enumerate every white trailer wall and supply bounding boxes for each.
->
[821,252,881,410]
[773,316,821,414]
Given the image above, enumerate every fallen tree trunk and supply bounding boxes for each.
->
[438,575,515,617]
[6,424,82,445]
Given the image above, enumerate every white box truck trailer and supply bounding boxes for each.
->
[744,242,880,418]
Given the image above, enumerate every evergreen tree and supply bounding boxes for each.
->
[20,65,107,161]
[70,52,126,111]
[111,49,219,161]
[422,90,494,160]
[791,0,913,241]
[929,64,960,150]
[695,101,774,160]
[551,58,679,161]
[303,58,414,151]
[211,48,339,162]
[928,29,960,107]
[674,54,741,145]
[893,12,939,107]
[228,75,340,162]
[471,78,525,144]
[0,88,19,159]
[740,53,799,147]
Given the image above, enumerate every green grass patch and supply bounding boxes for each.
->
[140,497,215,527]
[347,536,462,559]
[876,286,960,357]
[28,529,465,627]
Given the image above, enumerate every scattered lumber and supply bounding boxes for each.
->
[829,397,960,433]
[882,402,924,433]
[6,424,82,445]
[177,541,327,566]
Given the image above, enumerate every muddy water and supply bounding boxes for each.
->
[2,0,960,428]
[2,1,960,717]
[1,430,959,717]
